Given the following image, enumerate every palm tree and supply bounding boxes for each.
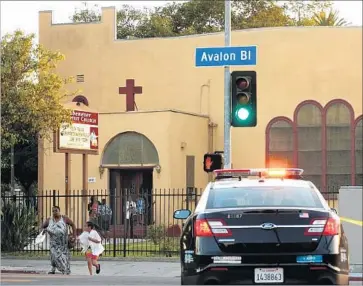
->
[312,9,350,26]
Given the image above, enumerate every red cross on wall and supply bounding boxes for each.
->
[118,79,143,111]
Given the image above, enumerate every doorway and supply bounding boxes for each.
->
[109,168,153,231]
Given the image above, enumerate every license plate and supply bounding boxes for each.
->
[254,268,284,284]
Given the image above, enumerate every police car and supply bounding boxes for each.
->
[173,168,350,285]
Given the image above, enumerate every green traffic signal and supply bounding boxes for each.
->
[236,107,250,120]
[231,71,257,127]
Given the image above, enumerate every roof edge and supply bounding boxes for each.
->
[99,109,210,119]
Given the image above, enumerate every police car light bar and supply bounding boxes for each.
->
[213,168,304,179]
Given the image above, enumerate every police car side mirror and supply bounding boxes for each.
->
[331,208,338,214]
[173,209,191,220]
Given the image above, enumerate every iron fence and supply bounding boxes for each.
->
[1,188,203,257]
[1,186,340,257]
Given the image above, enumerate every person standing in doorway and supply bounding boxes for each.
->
[88,196,103,236]
[41,206,76,275]
[98,199,112,237]
[126,196,136,238]
[88,196,100,220]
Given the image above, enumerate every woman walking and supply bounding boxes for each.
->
[41,206,77,275]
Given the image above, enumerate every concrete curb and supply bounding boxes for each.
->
[350,277,363,281]
[349,273,363,281]
[1,269,44,274]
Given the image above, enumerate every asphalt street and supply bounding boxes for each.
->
[1,273,362,285]
[1,259,362,285]
[1,273,179,285]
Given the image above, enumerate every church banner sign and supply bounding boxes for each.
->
[55,110,99,154]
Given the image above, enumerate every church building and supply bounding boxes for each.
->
[37,7,362,228]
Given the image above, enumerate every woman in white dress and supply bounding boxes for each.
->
[83,221,104,275]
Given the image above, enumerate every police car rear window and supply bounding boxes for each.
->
[206,186,324,209]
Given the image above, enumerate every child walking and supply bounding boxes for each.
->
[85,221,104,275]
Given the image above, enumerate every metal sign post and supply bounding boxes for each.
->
[223,0,232,168]
[195,1,257,169]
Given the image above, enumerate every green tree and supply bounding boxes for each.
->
[116,5,150,39]
[71,0,292,37]
[1,136,38,196]
[1,30,73,150]
[137,12,175,38]
[312,9,350,26]
[70,0,342,39]
[1,31,74,195]
[71,2,101,23]
[238,2,294,29]
[149,2,186,35]
[282,0,333,26]
[173,0,225,34]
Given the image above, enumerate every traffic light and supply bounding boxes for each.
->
[203,153,223,173]
[231,71,257,127]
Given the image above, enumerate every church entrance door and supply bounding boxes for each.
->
[109,168,153,238]
[102,131,159,238]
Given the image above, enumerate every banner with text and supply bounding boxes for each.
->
[59,110,99,151]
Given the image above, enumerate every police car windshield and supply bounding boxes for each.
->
[206,186,324,209]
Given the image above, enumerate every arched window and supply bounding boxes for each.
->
[102,131,159,165]
[72,95,89,106]
[266,118,294,168]
[325,101,353,188]
[355,117,362,186]
[295,102,323,188]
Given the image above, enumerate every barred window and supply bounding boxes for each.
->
[355,118,363,186]
[102,132,159,165]
[326,102,352,189]
[296,103,323,189]
[266,119,294,168]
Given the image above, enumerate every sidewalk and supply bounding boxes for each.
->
[0,259,180,277]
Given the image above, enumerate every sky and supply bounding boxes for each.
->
[1,0,362,40]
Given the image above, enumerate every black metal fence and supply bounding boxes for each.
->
[1,188,203,257]
[1,186,340,257]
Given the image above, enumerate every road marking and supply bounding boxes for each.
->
[341,217,363,227]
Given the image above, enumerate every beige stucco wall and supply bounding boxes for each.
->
[38,7,362,200]
[41,110,209,190]
[39,110,208,225]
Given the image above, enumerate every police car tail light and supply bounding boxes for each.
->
[304,218,340,236]
[194,219,232,237]
[322,218,340,236]
[213,168,303,179]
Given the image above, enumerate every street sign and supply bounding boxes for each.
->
[195,46,257,67]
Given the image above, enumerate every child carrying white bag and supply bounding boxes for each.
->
[77,221,104,275]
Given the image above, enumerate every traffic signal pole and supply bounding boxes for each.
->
[223,0,232,168]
